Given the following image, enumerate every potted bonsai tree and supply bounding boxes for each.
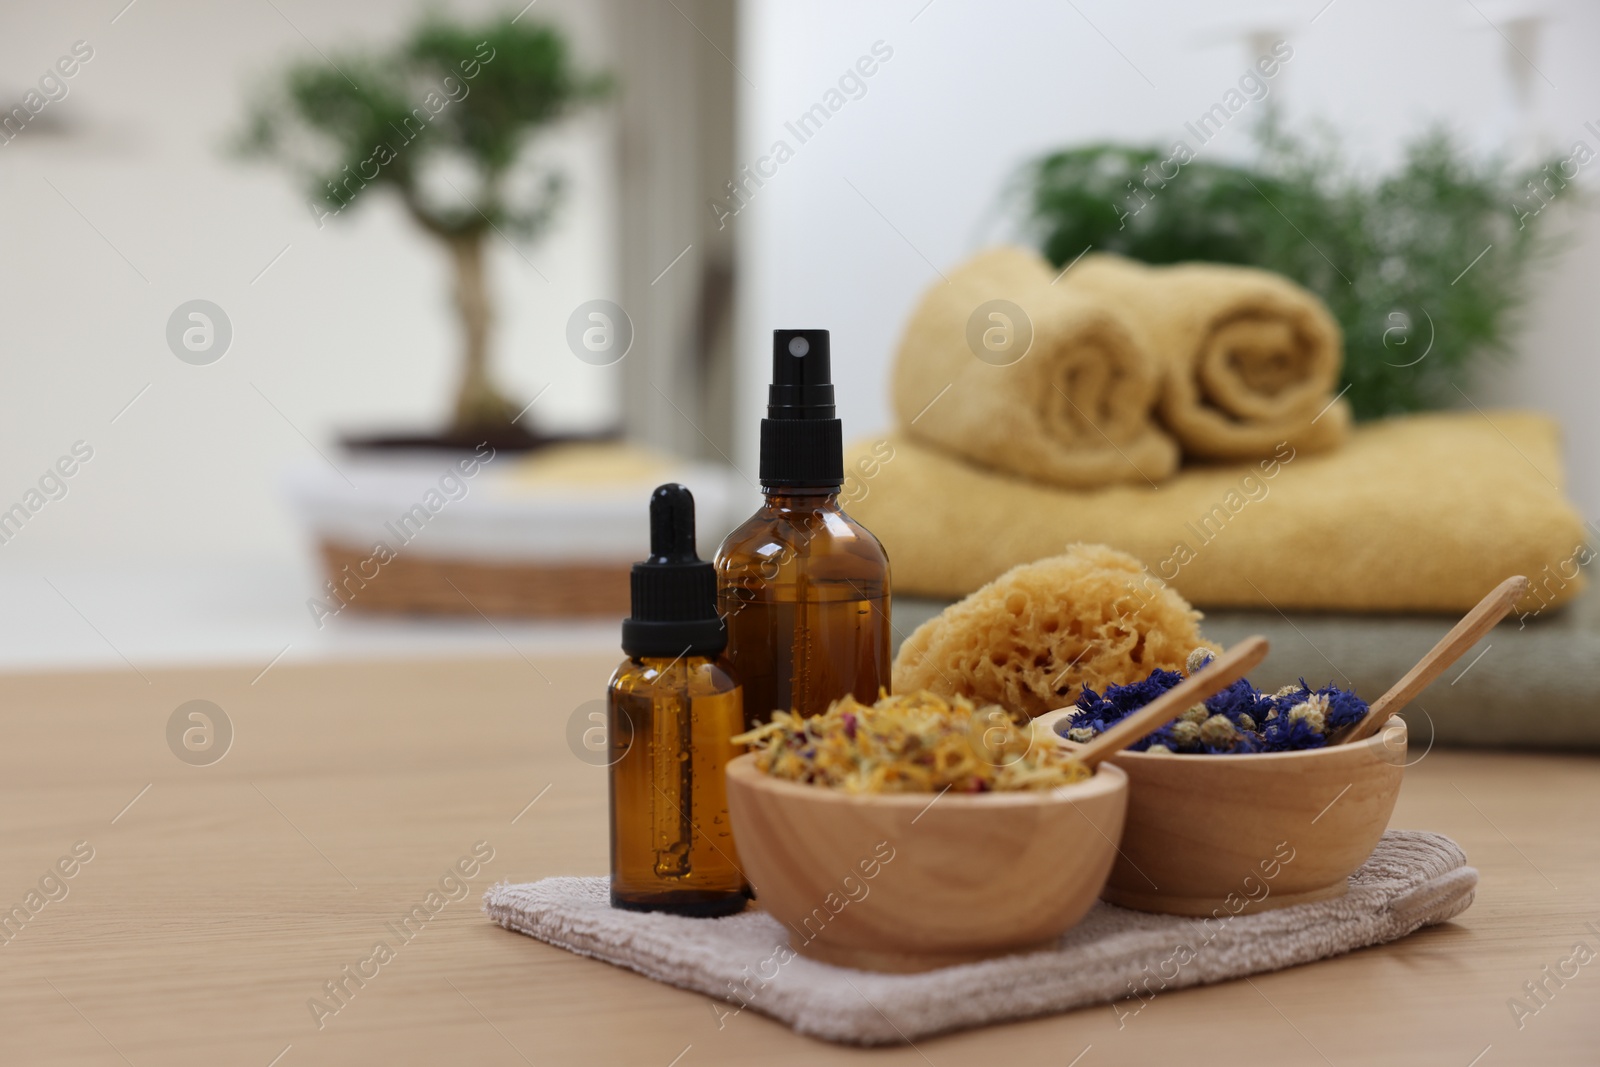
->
[233,12,612,449]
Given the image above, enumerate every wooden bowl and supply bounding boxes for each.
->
[724,753,1127,973]
[1034,710,1406,916]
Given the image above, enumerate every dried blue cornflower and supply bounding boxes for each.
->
[1071,669,1185,751]
[1258,680,1368,751]
[1065,665,1367,754]
[1262,713,1328,752]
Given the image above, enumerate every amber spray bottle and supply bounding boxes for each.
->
[607,484,746,916]
[716,329,892,730]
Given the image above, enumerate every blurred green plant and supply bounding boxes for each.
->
[1017,121,1571,419]
[232,13,611,438]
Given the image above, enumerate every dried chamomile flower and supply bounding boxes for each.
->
[1185,647,1215,676]
[1180,703,1209,725]
[1270,684,1367,746]
[1289,693,1329,717]
[1170,720,1202,750]
[1238,713,1256,731]
[1286,697,1328,734]
[1200,714,1240,748]
[1066,726,1096,743]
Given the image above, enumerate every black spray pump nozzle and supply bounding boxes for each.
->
[760,329,844,489]
[622,483,726,658]
[768,329,836,420]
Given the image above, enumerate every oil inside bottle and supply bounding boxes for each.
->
[721,575,888,729]
[606,482,747,917]
[718,486,890,730]
[608,657,746,914]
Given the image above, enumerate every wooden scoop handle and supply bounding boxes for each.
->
[1337,575,1529,745]
[1073,636,1270,768]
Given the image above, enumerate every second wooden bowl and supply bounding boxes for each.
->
[1035,709,1407,916]
[725,753,1128,973]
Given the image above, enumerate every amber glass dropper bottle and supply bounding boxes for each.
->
[716,329,891,730]
[607,483,746,917]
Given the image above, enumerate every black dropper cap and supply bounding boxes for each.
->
[621,484,726,659]
[759,329,843,489]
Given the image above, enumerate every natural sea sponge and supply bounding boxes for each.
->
[892,544,1217,718]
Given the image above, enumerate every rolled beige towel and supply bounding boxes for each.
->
[1062,254,1350,459]
[890,247,1179,489]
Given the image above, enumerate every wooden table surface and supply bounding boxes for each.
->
[1,653,1596,1065]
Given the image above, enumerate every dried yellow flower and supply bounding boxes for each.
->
[734,691,1091,794]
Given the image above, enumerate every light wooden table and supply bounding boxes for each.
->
[1,654,1596,1065]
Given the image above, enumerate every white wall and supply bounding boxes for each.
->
[3,0,1596,578]
[0,0,619,567]
[734,0,1600,519]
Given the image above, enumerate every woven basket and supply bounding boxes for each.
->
[318,541,631,618]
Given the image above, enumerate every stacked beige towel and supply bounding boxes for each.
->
[1062,253,1350,460]
[875,248,1583,615]
[891,247,1178,489]
[890,247,1350,487]
[847,411,1587,615]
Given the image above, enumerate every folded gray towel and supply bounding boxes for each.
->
[484,829,1475,1046]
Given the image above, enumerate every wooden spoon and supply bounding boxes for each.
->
[1073,636,1270,768]
[1333,575,1530,746]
